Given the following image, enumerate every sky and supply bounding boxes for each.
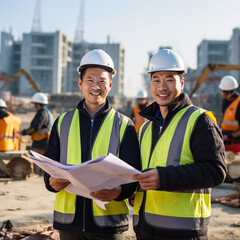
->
[1,0,240,97]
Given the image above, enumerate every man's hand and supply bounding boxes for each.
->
[49,177,70,191]
[90,186,122,202]
[223,135,229,141]
[133,169,160,190]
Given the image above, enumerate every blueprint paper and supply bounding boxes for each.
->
[29,151,141,209]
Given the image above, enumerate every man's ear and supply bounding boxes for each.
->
[109,79,113,89]
[181,77,184,91]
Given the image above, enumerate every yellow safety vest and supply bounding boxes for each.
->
[133,105,216,231]
[54,108,130,227]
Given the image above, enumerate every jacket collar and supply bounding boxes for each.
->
[77,98,112,118]
[0,109,9,119]
[139,93,192,121]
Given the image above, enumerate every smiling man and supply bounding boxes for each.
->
[43,49,140,240]
[132,49,227,240]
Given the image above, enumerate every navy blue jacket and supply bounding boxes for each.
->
[44,99,141,233]
[134,93,226,239]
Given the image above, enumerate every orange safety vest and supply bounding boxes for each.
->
[133,103,150,133]
[0,112,21,151]
[222,96,240,131]
[32,131,50,141]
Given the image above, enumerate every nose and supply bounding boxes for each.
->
[92,81,101,89]
[158,80,168,90]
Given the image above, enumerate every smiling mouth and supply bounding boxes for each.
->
[157,93,168,97]
[91,92,101,96]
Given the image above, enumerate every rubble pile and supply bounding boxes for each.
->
[0,222,59,240]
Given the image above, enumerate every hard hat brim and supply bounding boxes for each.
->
[31,101,48,104]
[77,64,116,77]
[147,68,187,74]
[218,85,238,91]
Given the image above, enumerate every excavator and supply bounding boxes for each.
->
[189,63,240,182]
[189,63,240,100]
[0,68,41,93]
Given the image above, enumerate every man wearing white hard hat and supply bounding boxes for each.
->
[219,75,240,154]
[21,92,53,156]
[132,49,226,239]
[0,99,21,151]
[132,90,151,134]
[43,49,140,239]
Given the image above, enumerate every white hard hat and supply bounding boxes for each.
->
[148,49,187,74]
[0,99,7,108]
[31,92,49,105]
[137,90,148,99]
[77,49,116,77]
[219,75,239,91]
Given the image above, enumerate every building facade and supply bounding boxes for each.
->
[197,39,229,69]
[19,31,72,95]
[229,28,240,80]
[0,31,125,96]
[70,42,124,96]
[0,32,22,94]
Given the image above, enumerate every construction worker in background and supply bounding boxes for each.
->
[0,99,21,151]
[219,75,240,155]
[44,49,140,240]
[132,49,227,240]
[21,92,53,155]
[132,90,151,133]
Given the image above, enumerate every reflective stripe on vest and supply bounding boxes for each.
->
[221,96,240,131]
[0,114,21,151]
[54,108,130,226]
[133,105,214,230]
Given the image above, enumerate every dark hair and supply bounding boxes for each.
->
[33,102,45,107]
[222,90,235,94]
[80,68,87,79]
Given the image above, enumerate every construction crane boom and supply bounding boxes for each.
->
[31,0,42,32]
[74,0,85,43]
[0,69,41,92]
[189,63,240,100]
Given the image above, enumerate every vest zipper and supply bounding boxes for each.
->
[88,119,94,160]
[83,118,94,232]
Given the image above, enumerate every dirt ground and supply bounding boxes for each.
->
[1,177,240,240]
[1,111,240,239]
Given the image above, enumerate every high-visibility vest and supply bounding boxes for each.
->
[221,96,240,131]
[133,105,216,231]
[32,131,50,141]
[0,112,21,151]
[32,107,53,141]
[133,103,150,133]
[10,112,21,150]
[54,108,130,226]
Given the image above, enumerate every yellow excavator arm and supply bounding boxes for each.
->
[0,69,41,92]
[189,63,240,100]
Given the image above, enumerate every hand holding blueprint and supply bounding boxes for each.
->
[29,151,141,209]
